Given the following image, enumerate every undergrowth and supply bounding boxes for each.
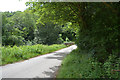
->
[1,44,66,65]
[57,50,120,78]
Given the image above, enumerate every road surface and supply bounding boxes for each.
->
[1,45,77,79]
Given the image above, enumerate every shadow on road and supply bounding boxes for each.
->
[29,51,72,80]
[41,52,68,79]
[45,52,69,61]
[28,66,60,80]
[45,57,64,60]
[43,66,60,78]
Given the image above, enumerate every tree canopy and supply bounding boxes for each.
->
[26,2,120,62]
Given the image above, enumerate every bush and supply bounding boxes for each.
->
[57,50,120,78]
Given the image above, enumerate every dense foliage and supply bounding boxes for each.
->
[76,3,119,63]
[2,11,74,46]
[2,11,36,46]
[57,50,120,78]
[34,22,63,45]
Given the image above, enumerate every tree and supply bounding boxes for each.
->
[34,22,62,45]
[2,11,36,46]
[61,22,77,41]
[26,2,119,62]
[2,12,25,46]
[10,11,36,41]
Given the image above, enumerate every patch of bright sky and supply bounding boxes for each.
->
[0,0,30,12]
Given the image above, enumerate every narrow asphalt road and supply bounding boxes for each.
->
[1,45,77,78]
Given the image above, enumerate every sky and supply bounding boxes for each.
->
[0,0,29,12]
[0,0,118,12]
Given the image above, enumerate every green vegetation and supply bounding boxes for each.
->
[28,2,119,63]
[2,11,75,46]
[34,22,63,45]
[28,2,119,78]
[1,44,66,65]
[1,1,119,78]
[57,50,120,78]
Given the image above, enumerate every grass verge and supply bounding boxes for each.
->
[1,44,66,65]
[57,50,120,78]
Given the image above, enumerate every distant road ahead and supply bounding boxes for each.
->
[1,45,77,78]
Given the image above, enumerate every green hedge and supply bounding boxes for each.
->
[1,44,66,65]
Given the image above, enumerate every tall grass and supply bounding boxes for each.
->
[1,44,66,65]
[57,50,120,78]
